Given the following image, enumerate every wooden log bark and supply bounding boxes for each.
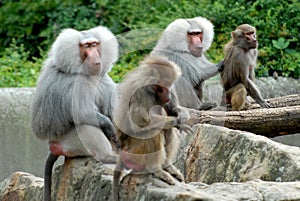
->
[247,94,300,109]
[189,94,300,138]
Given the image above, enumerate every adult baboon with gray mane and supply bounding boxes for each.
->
[151,16,224,110]
[31,26,118,201]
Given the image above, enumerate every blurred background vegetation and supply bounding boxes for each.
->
[0,0,299,87]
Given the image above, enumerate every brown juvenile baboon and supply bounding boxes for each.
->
[31,26,119,201]
[112,56,191,201]
[151,16,224,110]
[221,24,270,111]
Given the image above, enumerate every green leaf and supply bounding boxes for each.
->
[272,37,290,50]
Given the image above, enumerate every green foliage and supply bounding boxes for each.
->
[272,37,290,50]
[267,37,300,77]
[0,39,43,87]
[109,51,146,83]
[0,0,299,87]
[0,0,104,57]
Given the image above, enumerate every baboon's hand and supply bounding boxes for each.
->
[176,107,190,125]
[96,112,118,146]
[259,100,271,109]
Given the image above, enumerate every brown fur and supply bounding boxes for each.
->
[226,83,247,111]
[112,56,190,201]
[221,24,270,110]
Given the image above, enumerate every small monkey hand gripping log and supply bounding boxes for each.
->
[221,24,270,111]
[112,56,192,201]
[31,26,119,201]
[151,16,224,110]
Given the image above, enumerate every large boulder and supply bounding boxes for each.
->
[184,124,300,184]
[0,172,43,201]
[50,157,114,201]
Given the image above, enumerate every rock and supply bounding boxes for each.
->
[255,77,300,98]
[2,169,300,201]
[0,172,43,201]
[191,180,300,201]
[185,124,300,184]
[50,157,114,201]
[118,174,214,201]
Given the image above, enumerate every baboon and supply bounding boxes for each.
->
[31,26,119,201]
[151,16,224,110]
[221,24,270,111]
[112,56,191,201]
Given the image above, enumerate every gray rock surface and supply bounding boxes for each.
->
[184,124,300,184]
[0,172,43,201]
[1,160,300,201]
[256,77,300,98]
[1,124,300,200]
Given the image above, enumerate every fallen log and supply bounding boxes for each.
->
[247,94,300,109]
[189,94,300,138]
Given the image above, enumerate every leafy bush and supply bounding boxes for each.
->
[106,0,300,79]
[0,0,104,58]
[0,0,299,87]
[0,39,43,87]
[109,51,146,83]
